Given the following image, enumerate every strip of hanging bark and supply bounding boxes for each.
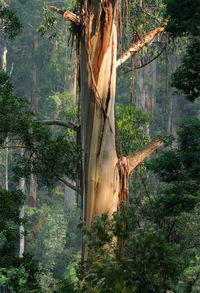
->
[127,137,163,176]
[50,6,80,25]
[116,19,169,68]
[60,177,80,193]
[40,120,79,131]
[119,156,129,202]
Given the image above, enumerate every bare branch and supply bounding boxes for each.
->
[124,46,166,74]
[127,138,164,176]
[50,6,80,25]
[40,120,79,132]
[60,177,79,193]
[116,19,169,68]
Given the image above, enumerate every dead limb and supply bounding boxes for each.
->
[40,120,79,132]
[60,177,79,193]
[50,6,80,25]
[126,137,164,176]
[116,19,169,68]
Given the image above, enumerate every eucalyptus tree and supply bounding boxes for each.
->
[46,0,170,258]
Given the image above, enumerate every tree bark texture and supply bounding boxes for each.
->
[29,173,37,208]
[79,1,119,234]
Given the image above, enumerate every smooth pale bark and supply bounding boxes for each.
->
[79,1,119,235]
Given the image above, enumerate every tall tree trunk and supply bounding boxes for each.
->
[136,64,146,111]
[19,178,25,258]
[79,2,119,236]
[29,173,37,207]
[19,149,25,258]
[29,37,38,207]
[64,178,76,210]
[1,45,7,71]
[1,45,9,190]
[5,138,8,191]
[32,37,39,113]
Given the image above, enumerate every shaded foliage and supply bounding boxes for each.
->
[0,4,22,39]
[77,204,185,293]
[0,188,41,292]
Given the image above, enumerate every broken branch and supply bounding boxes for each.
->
[50,6,80,25]
[116,19,169,68]
[127,137,164,176]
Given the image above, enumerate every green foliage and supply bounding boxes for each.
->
[0,71,32,143]
[13,128,79,186]
[45,91,77,121]
[25,193,81,292]
[164,0,200,101]
[164,0,200,37]
[0,188,25,265]
[0,188,41,292]
[116,105,150,156]
[0,4,22,39]
[171,38,200,102]
[78,204,185,293]
[37,5,58,38]
[148,119,200,218]
[0,72,79,186]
